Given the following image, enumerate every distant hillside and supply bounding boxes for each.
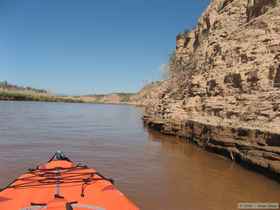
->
[76,93,135,104]
[0,81,138,104]
[0,81,82,103]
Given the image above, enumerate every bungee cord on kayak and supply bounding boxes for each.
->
[0,151,138,210]
[7,166,113,198]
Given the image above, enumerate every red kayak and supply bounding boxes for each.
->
[0,151,139,210]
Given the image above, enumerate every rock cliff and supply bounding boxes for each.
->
[142,0,280,180]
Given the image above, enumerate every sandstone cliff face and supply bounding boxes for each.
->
[143,0,280,180]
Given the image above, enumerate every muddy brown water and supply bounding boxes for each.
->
[0,101,279,210]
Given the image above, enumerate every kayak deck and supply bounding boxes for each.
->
[0,153,139,210]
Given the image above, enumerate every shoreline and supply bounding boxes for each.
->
[0,97,141,106]
[143,115,280,183]
[1,97,279,182]
[0,91,138,105]
[0,95,83,104]
[136,0,280,184]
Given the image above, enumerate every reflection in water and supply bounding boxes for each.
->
[0,101,279,210]
[145,130,280,210]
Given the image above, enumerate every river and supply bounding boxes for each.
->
[0,101,279,210]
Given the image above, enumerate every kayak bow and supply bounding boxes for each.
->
[0,151,139,210]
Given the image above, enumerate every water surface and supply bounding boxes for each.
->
[0,101,279,210]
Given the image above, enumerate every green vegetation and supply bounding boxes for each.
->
[272,0,278,7]
[168,50,176,64]
[162,49,177,78]
[0,90,83,103]
[0,81,83,103]
[0,80,47,93]
[177,29,190,39]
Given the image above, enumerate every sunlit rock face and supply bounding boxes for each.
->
[140,0,280,179]
[247,0,278,21]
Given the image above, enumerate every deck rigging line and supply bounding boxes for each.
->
[2,164,114,199]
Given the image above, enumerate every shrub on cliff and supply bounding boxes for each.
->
[176,29,190,39]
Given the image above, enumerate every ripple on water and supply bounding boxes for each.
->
[0,101,279,210]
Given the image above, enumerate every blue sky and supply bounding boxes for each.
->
[0,0,209,95]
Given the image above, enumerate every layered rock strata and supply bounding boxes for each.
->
[142,0,280,180]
